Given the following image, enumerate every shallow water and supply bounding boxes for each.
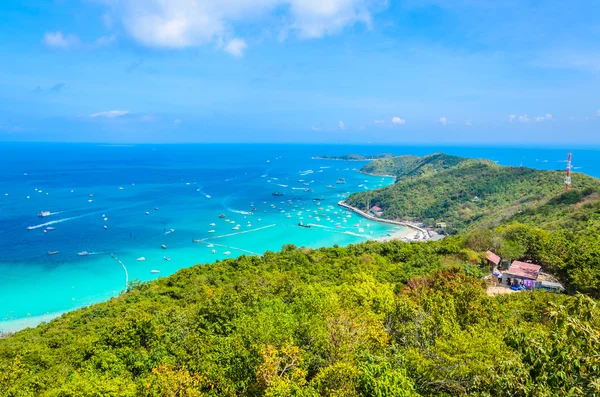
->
[1,143,599,331]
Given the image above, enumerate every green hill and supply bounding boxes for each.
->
[1,240,598,396]
[360,153,470,179]
[347,154,600,232]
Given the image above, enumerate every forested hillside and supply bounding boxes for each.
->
[348,154,600,232]
[1,240,599,396]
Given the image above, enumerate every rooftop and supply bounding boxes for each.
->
[506,261,541,280]
[486,250,501,265]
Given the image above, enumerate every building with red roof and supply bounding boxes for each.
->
[486,250,501,266]
[502,261,541,289]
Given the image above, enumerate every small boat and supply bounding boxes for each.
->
[164,228,175,235]
[155,207,159,211]
[150,270,160,274]
[137,257,146,261]
[145,211,150,215]
[219,214,226,218]
[209,223,216,226]
[119,187,124,190]
[272,192,285,197]
[208,230,215,233]
[232,225,240,230]
[212,250,216,254]
[163,256,171,261]
[207,244,214,248]
[336,178,346,185]
[47,251,59,256]
[38,211,51,217]
[88,200,93,203]
[193,239,202,243]
[326,185,335,189]
[224,251,231,255]
[298,222,311,228]
[161,244,167,249]
[104,226,108,230]
[46,227,55,231]
[77,251,89,256]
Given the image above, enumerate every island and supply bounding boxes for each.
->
[312,153,395,161]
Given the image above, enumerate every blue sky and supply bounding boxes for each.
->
[0,0,599,143]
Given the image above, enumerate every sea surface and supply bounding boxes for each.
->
[1,143,599,332]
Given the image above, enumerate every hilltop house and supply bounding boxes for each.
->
[502,261,541,289]
[486,250,501,270]
[369,206,383,217]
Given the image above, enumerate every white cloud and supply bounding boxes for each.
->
[519,114,529,123]
[508,114,517,122]
[174,119,182,125]
[545,113,552,120]
[374,120,385,124]
[465,119,472,127]
[596,109,600,116]
[311,126,321,131]
[534,116,544,122]
[338,120,345,130]
[96,34,117,46]
[101,0,385,51]
[89,110,130,118]
[391,116,405,125]
[43,31,79,49]
[224,38,247,57]
[439,116,447,126]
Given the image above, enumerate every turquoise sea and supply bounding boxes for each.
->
[1,143,599,332]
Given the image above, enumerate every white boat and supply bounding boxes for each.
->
[209,223,216,226]
[208,230,215,233]
[145,211,150,215]
[88,199,93,203]
[77,251,89,256]
[137,257,146,261]
[232,225,240,230]
[212,250,216,254]
[38,211,51,217]
[104,226,108,230]
[46,227,55,231]
[164,256,171,261]
[207,244,214,248]
[150,270,160,274]
[119,187,124,190]
[358,228,365,233]
[224,251,231,255]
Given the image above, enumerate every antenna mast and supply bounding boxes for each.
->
[565,152,572,191]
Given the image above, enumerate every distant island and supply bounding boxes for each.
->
[312,153,395,161]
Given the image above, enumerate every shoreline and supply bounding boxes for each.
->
[357,170,397,181]
[337,201,427,234]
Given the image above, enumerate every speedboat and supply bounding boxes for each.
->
[208,230,215,233]
[209,223,216,226]
[38,211,51,217]
[219,214,226,218]
[232,225,240,230]
[145,211,150,215]
[326,185,335,189]
[212,250,216,254]
[207,244,214,248]
[46,227,55,231]
[224,251,231,255]
[137,257,146,261]
[77,251,89,256]
[150,270,160,274]
[47,251,59,256]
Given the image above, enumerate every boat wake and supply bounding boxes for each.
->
[276,184,289,188]
[299,170,314,176]
[199,224,277,241]
[229,209,253,215]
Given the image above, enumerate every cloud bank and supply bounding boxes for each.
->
[102,0,386,54]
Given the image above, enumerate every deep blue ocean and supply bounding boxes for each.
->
[1,143,599,331]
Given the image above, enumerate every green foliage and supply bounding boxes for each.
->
[1,239,597,396]
[316,153,395,161]
[348,154,600,232]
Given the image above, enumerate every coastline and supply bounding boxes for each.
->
[337,200,427,234]
[0,310,69,336]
